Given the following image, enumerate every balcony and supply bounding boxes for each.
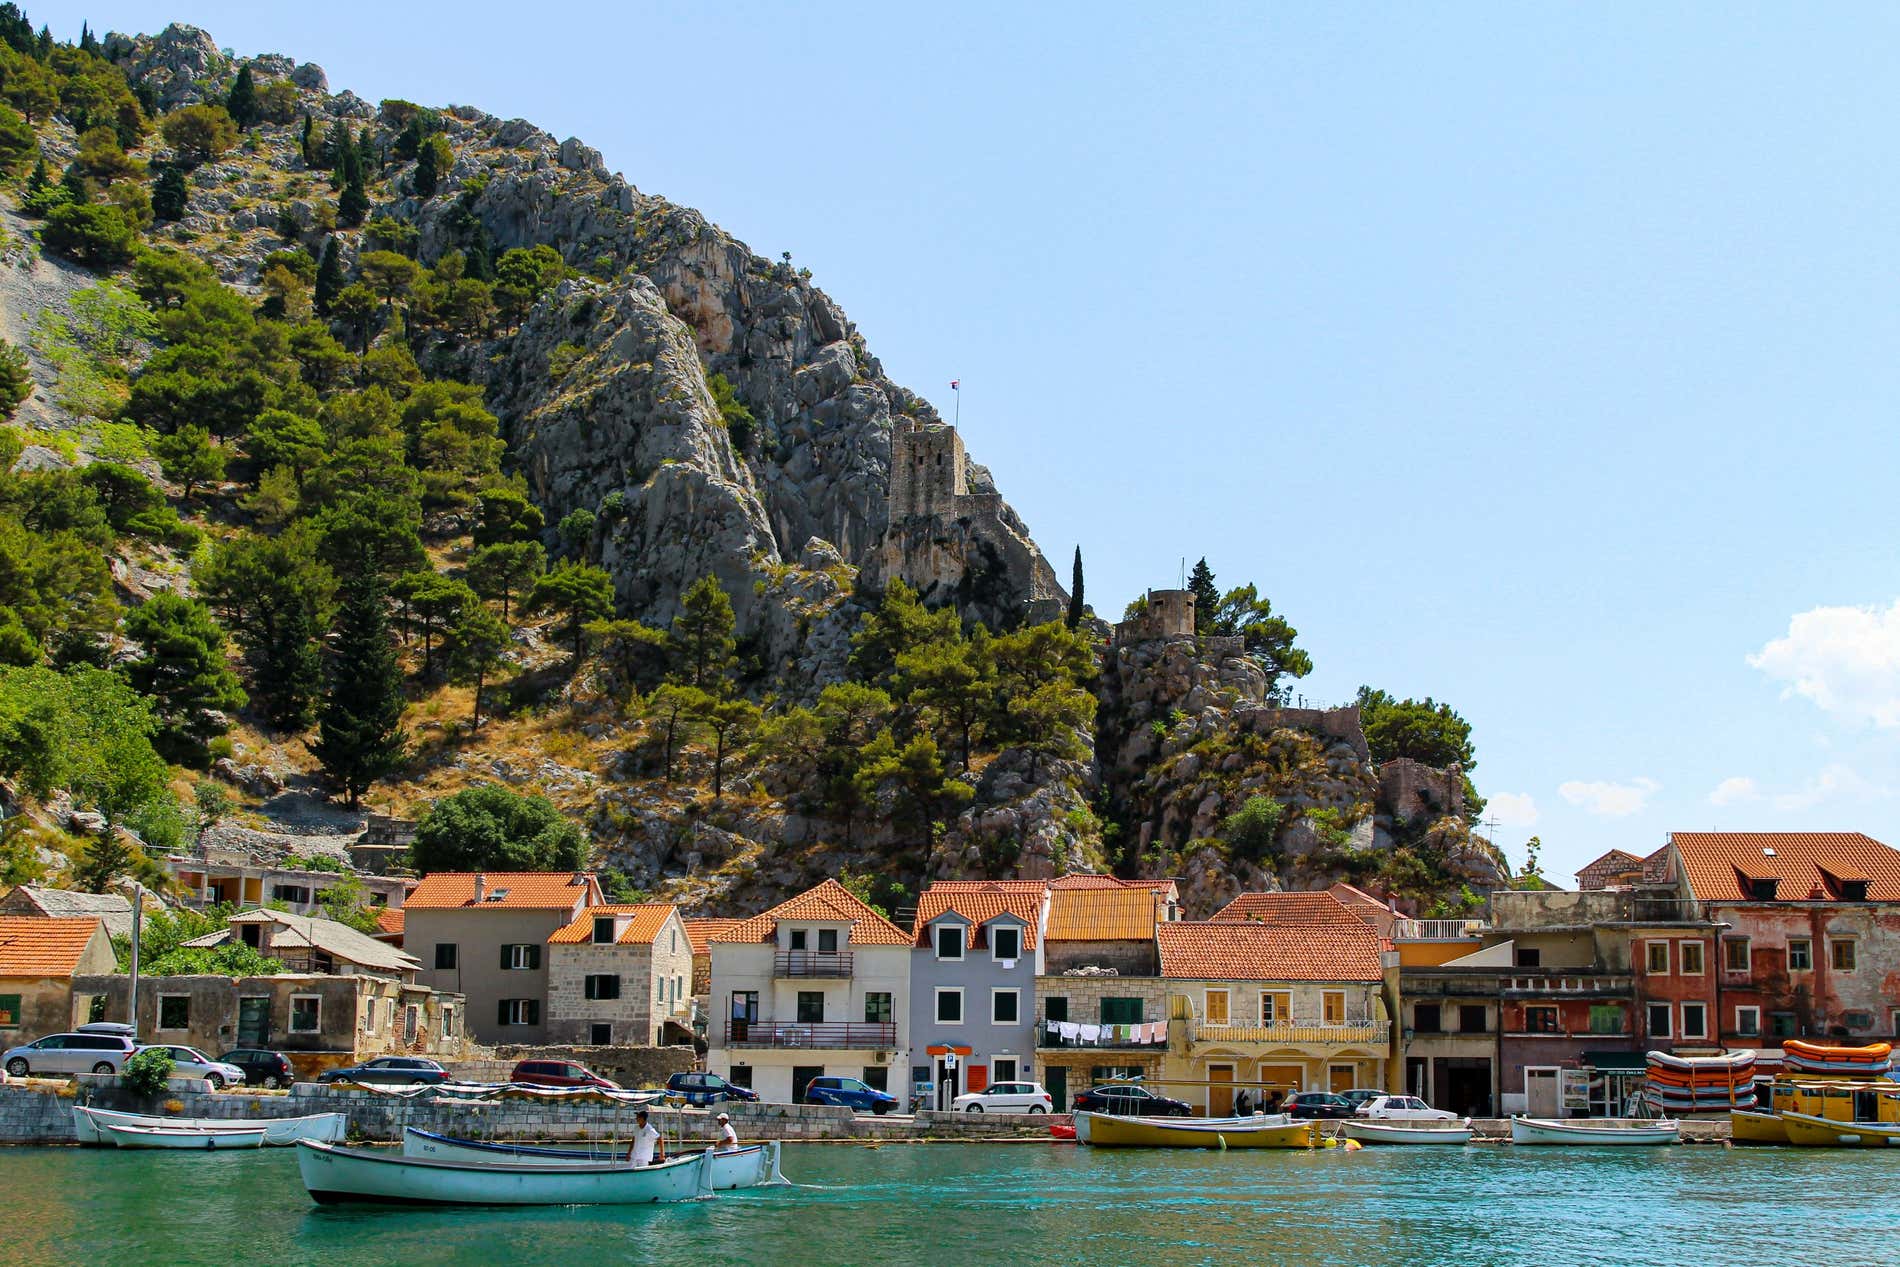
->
[1035,1018,1166,1049]
[1489,890,1707,931]
[721,1020,896,1049]
[1189,1019,1390,1046]
[1394,919,1485,941]
[773,950,854,978]
[1501,972,1633,997]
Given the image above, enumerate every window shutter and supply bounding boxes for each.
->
[497,999,510,1026]
[501,945,512,970]
[528,945,541,970]
[527,1000,540,1026]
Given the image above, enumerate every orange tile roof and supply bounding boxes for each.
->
[1048,874,1178,895]
[1670,832,1900,902]
[1045,887,1161,942]
[406,872,602,911]
[1156,918,1383,982]
[682,918,742,957]
[912,883,1045,949]
[374,908,405,937]
[1210,891,1367,924]
[0,916,107,977]
[549,904,678,945]
[712,879,913,946]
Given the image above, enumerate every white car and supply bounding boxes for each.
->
[138,1044,247,1089]
[951,1081,1055,1114]
[1355,1094,1457,1121]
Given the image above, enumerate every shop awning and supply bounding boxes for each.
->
[925,1044,973,1057]
[1581,1051,1647,1072]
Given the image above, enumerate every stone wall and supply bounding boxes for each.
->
[546,942,658,1045]
[1112,589,1196,644]
[1044,941,1160,977]
[456,1043,697,1088]
[1033,974,1168,1026]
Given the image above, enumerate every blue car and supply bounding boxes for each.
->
[803,1075,898,1115]
[666,1071,760,1106]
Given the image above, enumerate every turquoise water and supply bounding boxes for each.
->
[6,1142,1899,1266]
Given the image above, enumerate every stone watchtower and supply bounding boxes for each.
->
[1113,588,1197,643]
[888,420,968,520]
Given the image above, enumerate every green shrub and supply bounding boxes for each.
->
[41,204,138,269]
[547,341,584,380]
[121,1046,174,1095]
[1221,795,1284,862]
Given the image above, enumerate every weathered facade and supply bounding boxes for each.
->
[164,846,409,917]
[545,904,694,1046]
[0,917,117,1040]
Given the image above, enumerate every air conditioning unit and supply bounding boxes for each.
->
[873,1051,889,1063]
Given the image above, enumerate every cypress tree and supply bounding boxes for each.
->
[1067,546,1085,630]
[414,136,440,198]
[312,569,407,808]
[152,165,188,220]
[300,114,315,165]
[356,126,377,173]
[1187,557,1219,633]
[226,64,258,128]
[314,234,345,316]
[253,588,323,731]
[338,177,368,228]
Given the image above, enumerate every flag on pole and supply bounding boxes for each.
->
[950,380,959,390]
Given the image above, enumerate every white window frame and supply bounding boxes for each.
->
[1680,1002,1708,1040]
[1891,1008,1900,1037]
[1735,1005,1761,1037]
[1646,1002,1672,1040]
[592,916,616,945]
[1787,938,1812,972]
[289,993,322,1034]
[1260,991,1289,1025]
[499,999,536,1026]
[992,1054,1019,1083]
[1645,941,1670,975]
[935,987,964,1025]
[1203,988,1230,1026]
[156,993,190,1032]
[991,988,1020,1026]
[1677,940,1704,975]
[935,924,965,961]
[504,944,537,970]
[1722,937,1750,973]
[990,925,1022,963]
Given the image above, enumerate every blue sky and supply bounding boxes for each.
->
[64,3,1900,880]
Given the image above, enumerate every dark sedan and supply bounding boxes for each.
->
[316,1056,450,1086]
[1072,1084,1193,1117]
[1282,1091,1357,1120]
[220,1048,296,1089]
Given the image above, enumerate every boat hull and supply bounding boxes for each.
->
[1074,1112,1314,1149]
[1730,1109,1788,1145]
[74,1105,347,1146]
[1510,1117,1679,1146]
[296,1140,713,1206]
[399,1128,781,1189]
[1339,1118,1473,1146]
[1779,1110,1900,1149]
[97,1121,267,1149]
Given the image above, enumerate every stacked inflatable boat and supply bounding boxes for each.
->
[1645,1049,1757,1112]
[1781,1039,1893,1078]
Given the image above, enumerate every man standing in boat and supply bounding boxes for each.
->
[629,1108,666,1166]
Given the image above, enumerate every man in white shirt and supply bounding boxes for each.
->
[715,1112,739,1153]
[628,1108,665,1166]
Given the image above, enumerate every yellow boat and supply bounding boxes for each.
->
[1730,1108,1788,1145]
[1736,1079,1900,1146]
[1780,1110,1900,1148]
[1074,1112,1315,1149]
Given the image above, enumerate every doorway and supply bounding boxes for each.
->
[1525,1067,1562,1117]
[1436,1058,1494,1117]
[1329,1064,1356,1094]
[791,1065,825,1104]
[1046,1066,1067,1111]
[237,996,270,1047]
[1208,1064,1235,1117]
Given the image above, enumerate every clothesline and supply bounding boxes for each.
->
[1041,1020,1166,1046]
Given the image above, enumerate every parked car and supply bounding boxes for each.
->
[1281,1091,1357,1120]
[803,1075,899,1115]
[3,1027,139,1078]
[137,1044,246,1089]
[220,1048,296,1089]
[951,1081,1054,1114]
[508,1059,618,1089]
[1337,1088,1390,1111]
[1072,1084,1193,1117]
[316,1056,450,1086]
[667,1071,759,1106]
[1355,1095,1458,1121]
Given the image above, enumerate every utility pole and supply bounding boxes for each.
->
[127,882,141,1036]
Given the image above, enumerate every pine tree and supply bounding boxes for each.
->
[252,592,324,731]
[151,165,188,220]
[120,593,248,766]
[1067,546,1085,630]
[668,574,737,691]
[314,234,344,316]
[24,156,47,195]
[414,133,441,198]
[338,176,368,228]
[59,163,88,205]
[226,64,258,129]
[1187,557,1219,634]
[313,569,407,807]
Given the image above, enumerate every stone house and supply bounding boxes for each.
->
[1034,881,1175,1108]
[407,871,605,1044]
[684,918,740,997]
[163,844,409,917]
[180,909,422,980]
[1576,849,1649,891]
[706,880,912,1105]
[908,881,1050,1110]
[0,886,135,940]
[545,903,694,1046]
[0,917,117,1039]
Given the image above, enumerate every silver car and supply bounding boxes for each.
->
[3,1025,140,1077]
[138,1044,247,1089]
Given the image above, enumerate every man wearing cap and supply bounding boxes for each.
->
[628,1107,665,1167]
[714,1111,740,1153]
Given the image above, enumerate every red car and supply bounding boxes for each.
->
[508,1059,619,1089]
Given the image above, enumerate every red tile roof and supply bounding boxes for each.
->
[912,883,1045,949]
[682,918,742,957]
[1210,891,1368,925]
[1049,874,1178,895]
[0,916,109,977]
[1670,832,1900,902]
[712,879,912,946]
[406,872,602,911]
[549,904,678,945]
[1156,917,1383,982]
[1046,887,1161,942]
[373,907,405,937]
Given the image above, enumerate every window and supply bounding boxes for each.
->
[1831,939,1857,972]
[290,995,321,1033]
[501,944,540,970]
[1891,1009,1900,1036]
[1747,877,1778,900]
[433,943,457,970]
[1681,1003,1708,1040]
[936,988,963,1024]
[818,929,838,955]
[1100,997,1142,1025]
[590,1022,612,1044]
[0,993,19,1027]
[1735,1006,1760,1036]
[1839,880,1869,901]
[729,991,758,1022]
[1322,991,1346,1025]
[935,925,964,960]
[1645,942,1670,974]
[1588,1005,1624,1035]
[1515,947,1541,968]
[993,1056,1019,1082]
[1646,1003,1671,1039]
[657,977,666,1005]
[1459,1005,1489,1034]
[992,927,1021,962]
[861,1066,889,1092]
[1678,941,1704,975]
[789,930,807,951]
[729,1065,752,1089]
[1203,989,1230,1025]
[497,999,539,1026]
[1260,991,1290,1025]
[796,991,825,1023]
[1788,939,1812,971]
[271,884,311,905]
[1413,1003,1442,1033]
[1770,1011,1798,1038]
[584,974,620,1001]
[1524,1005,1559,1034]
[992,989,1020,1024]
[1723,939,1750,973]
[593,916,616,944]
[1843,1010,1874,1032]
[157,995,190,1031]
[1045,996,1069,1023]
[865,992,893,1024]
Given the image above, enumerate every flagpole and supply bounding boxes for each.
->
[953,380,960,430]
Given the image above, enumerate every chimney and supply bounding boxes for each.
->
[473,873,485,904]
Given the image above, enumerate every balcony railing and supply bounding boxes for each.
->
[1036,1018,1165,1049]
[721,1020,896,1049]
[773,950,854,978]
[1501,973,1633,996]
[1394,919,1485,941]
[1189,1019,1390,1045]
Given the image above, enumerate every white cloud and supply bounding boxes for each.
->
[1559,777,1660,817]
[1487,791,1539,828]
[1707,776,1760,806]
[1749,600,1900,727]
[1769,764,1887,812]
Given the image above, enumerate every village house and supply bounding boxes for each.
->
[705,880,912,1104]
[1391,913,1500,1116]
[1033,881,1174,1110]
[0,916,117,1038]
[544,903,695,1046]
[406,871,605,1044]
[0,886,135,940]
[908,880,1051,1110]
[163,843,409,917]
[179,909,422,980]
[1576,848,1651,891]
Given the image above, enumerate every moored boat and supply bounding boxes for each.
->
[1509,1116,1679,1146]
[399,1127,785,1188]
[295,1139,714,1205]
[1730,1108,1788,1145]
[1074,1111,1314,1149]
[1781,1040,1894,1077]
[1779,1109,1900,1148]
[1339,1117,1473,1146]
[74,1105,346,1147]
[95,1120,268,1149]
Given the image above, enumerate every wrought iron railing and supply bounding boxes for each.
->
[721,1020,896,1049]
[773,951,854,978]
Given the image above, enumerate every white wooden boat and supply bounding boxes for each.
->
[1340,1117,1473,1146]
[74,1105,347,1146]
[1074,1111,1314,1148]
[1510,1116,1679,1146]
[296,1139,715,1205]
[399,1127,785,1188]
[96,1120,268,1150]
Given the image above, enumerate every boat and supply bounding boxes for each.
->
[74,1105,347,1147]
[295,1139,715,1205]
[95,1120,269,1149]
[1779,1109,1900,1148]
[1730,1108,1789,1145]
[1736,1077,1900,1146]
[1073,1112,1315,1149]
[399,1127,785,1188]
[1509,1116,1679,1146]
[1339,1117,1473,1146]
[1781,1040,1894,1076]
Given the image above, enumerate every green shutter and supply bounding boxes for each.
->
[1100,997,1141,1025]
[528,944,541,970]
[0,993,20,1026]
[500,944,512,970]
